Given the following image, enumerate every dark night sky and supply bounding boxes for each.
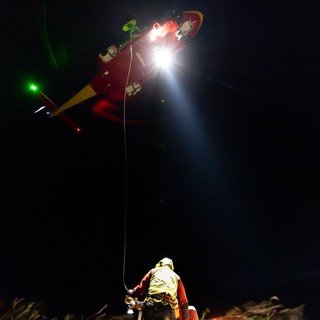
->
[2,0,320,319]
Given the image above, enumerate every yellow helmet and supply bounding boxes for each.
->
[155,257,174,270]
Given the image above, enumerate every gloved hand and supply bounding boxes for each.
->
[128,300,136,309]
[127,299,144,311]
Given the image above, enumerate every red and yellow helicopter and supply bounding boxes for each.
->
[32,9,204,131]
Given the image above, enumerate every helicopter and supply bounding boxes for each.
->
[35,9,204,130]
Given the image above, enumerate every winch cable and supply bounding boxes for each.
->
[122,43,133,292]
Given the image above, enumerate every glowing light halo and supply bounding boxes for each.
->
[153,46,174,69]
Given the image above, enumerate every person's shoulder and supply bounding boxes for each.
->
[172,270,181,280]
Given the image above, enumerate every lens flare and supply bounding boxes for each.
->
[153,47,173,69]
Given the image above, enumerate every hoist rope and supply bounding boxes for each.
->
[122,43,134,292]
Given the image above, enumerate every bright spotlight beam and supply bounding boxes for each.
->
[154,48,173,69]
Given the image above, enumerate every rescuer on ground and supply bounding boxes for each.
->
[126,257,189,320]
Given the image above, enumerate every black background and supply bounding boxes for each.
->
[2,0,320,319]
